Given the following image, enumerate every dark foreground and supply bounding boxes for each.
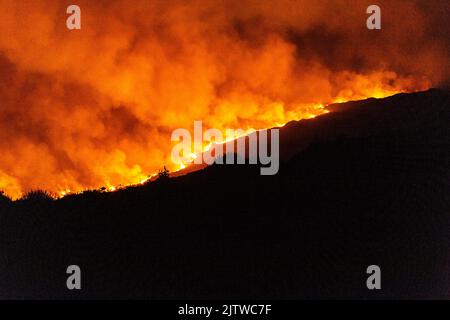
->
[1,89,449,299]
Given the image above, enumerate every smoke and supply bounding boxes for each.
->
[0,0,448,198]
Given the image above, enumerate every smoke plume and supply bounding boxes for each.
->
[0,0,448,198]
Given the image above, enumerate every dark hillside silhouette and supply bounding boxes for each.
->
[0,89,449,299]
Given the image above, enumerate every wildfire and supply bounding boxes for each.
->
[52,88,407,199]
[0,0,446,200]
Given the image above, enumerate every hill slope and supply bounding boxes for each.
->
[0,89,449,299]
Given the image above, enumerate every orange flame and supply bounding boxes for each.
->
[0,0,445,199]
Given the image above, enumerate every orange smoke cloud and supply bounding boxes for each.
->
[0,0,447,199]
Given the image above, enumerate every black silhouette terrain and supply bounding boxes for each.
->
[0,89,449,299]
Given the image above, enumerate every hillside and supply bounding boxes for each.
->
[0,89,449,299]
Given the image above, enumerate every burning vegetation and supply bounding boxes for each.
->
[0,0,448,199]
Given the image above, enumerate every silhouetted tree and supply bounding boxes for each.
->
[157,166,170,181]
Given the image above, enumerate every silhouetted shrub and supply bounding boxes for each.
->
[20,190,54,203]
[0,190,12,206]
[82,189,102,196]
